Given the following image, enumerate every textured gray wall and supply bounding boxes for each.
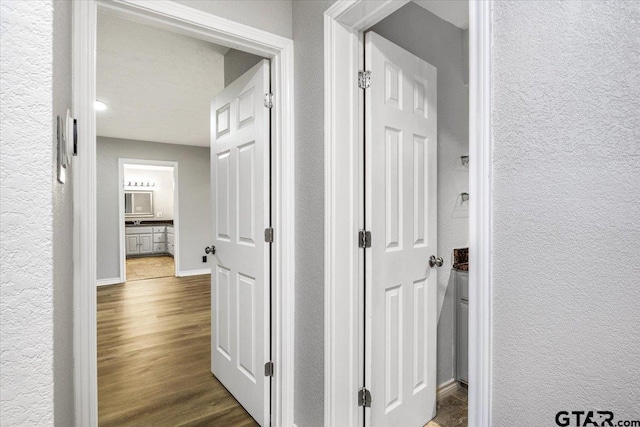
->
[292,1,334,425]
[370,1,469,388]
[172,0,293,39]
[224,49,264,87]
[491,1,640,423]
[52,0,75,425]
[97,137,211,279]
[0,0,55,423]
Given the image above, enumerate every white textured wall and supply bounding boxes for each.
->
[292,1,334,425]
[492,0,640,423]
[52,0,75,425]
[0,0,55,424]
[370,1,469,388]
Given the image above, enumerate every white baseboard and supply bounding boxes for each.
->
[436,378,461,400]
[177,268,211,277]
[96,277,123,286]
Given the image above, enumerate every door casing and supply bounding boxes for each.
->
[116,158,180,285]
[72,2,296,426]
[324,1,493,426]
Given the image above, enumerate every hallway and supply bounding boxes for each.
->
[97,274,257,426]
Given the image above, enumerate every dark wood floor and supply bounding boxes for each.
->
[97,274,258,427]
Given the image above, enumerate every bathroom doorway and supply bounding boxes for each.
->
[119,160,179,282]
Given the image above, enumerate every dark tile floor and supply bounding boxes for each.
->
[425,387,468,427]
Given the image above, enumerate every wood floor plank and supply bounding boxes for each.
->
[98,274,258,427]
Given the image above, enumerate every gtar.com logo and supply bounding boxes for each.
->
[555,411,640,427]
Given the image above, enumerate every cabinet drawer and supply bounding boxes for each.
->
[153,243,166,253]
[166,226,173,234]
[126,226,152,234]
[458,272,469,301]
[167,234,174,244]
[153,226,166,233]
[153,233,166,243]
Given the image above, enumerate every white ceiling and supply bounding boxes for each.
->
[412,0,469,30]
[97,13,229,147]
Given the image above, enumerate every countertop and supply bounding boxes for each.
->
[125,221,174,227]
[453,263,468,272]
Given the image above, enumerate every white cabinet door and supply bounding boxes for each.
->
[366,32,438,426]
[139,234,153,254]
[126,235,139,255]
[457,300,468,383]
[210,60,271,426]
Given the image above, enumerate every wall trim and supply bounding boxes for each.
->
[436,378,461,401]
[324,1,493,426]
[468,1,493,426]
[324,3,410,426]
[96,278,123,287]
[73,1,296,426]
[177,268,212,277]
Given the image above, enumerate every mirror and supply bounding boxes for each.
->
[125,191,154,217]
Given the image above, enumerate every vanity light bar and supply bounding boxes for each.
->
[125,181,156,187]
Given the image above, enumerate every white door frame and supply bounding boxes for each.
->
[73,1,296,426]
[117,158,180,283]
[324,1,493,426]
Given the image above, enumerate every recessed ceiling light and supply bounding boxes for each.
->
[94,100,107,111]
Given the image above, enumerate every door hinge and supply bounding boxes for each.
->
[264,92,273,109]
[265,227,274,243]
[358,70,371,89]
[264,361,274,377]
[358,387,371,407]
[358,230,371,248]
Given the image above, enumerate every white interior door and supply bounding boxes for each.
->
[210,59,271,426]
[365,31,438,426]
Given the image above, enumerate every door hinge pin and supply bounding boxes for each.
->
[358,387,371,407]
[358,70,371,89]
[264,361,274,377]
[358,230,371,248]
[264,92,274,109]
[265,227,274,243]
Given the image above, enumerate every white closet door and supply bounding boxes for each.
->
[366,31,438,427]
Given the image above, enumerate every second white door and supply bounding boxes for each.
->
[365,31,438,427]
